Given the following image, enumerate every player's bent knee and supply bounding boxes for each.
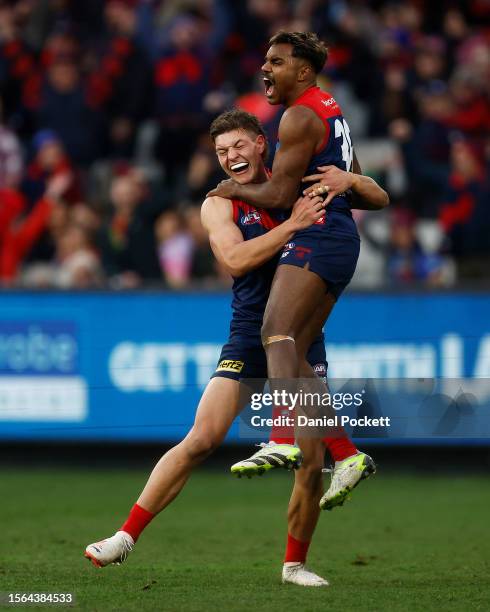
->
[300,460,324,477]
[296,446,324,490]
[296,463,324,491]
[183,430,220,462]
[261,317,292,344]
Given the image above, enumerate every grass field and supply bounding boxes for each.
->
[1,465,490,611]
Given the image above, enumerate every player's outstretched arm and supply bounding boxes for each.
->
[350,152,389,210]
[207,106,322,210]
[201,195,324,276]
[303,152,389,211]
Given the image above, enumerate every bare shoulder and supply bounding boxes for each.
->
[280,104,321,129]
[279,105,323,142]
[201,196,233,227]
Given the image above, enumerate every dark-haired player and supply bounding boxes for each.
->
[208,32,389,511]
[85,109,332,586]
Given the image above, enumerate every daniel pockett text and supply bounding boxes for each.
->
[248,389,391,430]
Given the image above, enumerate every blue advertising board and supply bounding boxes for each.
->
[0,291,489,443]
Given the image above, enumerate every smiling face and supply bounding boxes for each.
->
[214,128,267,184]
[261,43,308,106]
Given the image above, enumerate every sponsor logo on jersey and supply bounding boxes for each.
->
[284,242,295,250]
[216,359,244,373]
[321,97,337,107]
[242,211,261,225]
[293,246,312,259]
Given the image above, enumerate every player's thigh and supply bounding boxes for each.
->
[191,376,251,444]
[262,264,327,339]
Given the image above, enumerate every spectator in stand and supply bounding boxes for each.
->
[22,129,80,206]
[0,95,25,253]
[85,0,152,159]
[21,221,104,289]
[154,205,229,288]
[152,14,220,197]
[454,30,489,94]
[0,184,24,258]
[185,133,223,202]
[222,0,287,95]
[447,68,490,139]
[70,201,102,237]
[185,205,222,284]
[0,1,36,128]
[54,223,104,289]
[15,30,80,135]
[0,26,105,160]
[26,55,107,166]
[406,37,447,106]
[390,82,453,217]
[0,97,22,188]
[0,187,68,286]
[0,127,101,287]
[155,209,193,288]
[98,165,163,287]
[387,209,445,285]
[439,139,490,273]
[443,8,470,63]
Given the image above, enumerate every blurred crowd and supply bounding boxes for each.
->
[0,0,488,290]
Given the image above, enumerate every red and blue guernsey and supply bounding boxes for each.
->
[276,86,361,299]
[229,199,287,337]
[292,85,354,217]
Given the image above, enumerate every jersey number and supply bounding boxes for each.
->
[334,118,353,171]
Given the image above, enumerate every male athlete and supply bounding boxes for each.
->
[85,110,334,586]
[208,32,389,510]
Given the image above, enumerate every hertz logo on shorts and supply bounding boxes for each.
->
[216,360,244,373]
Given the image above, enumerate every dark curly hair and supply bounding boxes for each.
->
[269,31,328,74]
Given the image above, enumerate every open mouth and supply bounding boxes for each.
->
[263,76,275,97]
[230,162,250,175]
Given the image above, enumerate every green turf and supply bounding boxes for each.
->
[1,466,489,611]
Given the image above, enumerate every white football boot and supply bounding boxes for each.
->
[84,531,134,568]
[320,452,376,510]
[282,562,329,587]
